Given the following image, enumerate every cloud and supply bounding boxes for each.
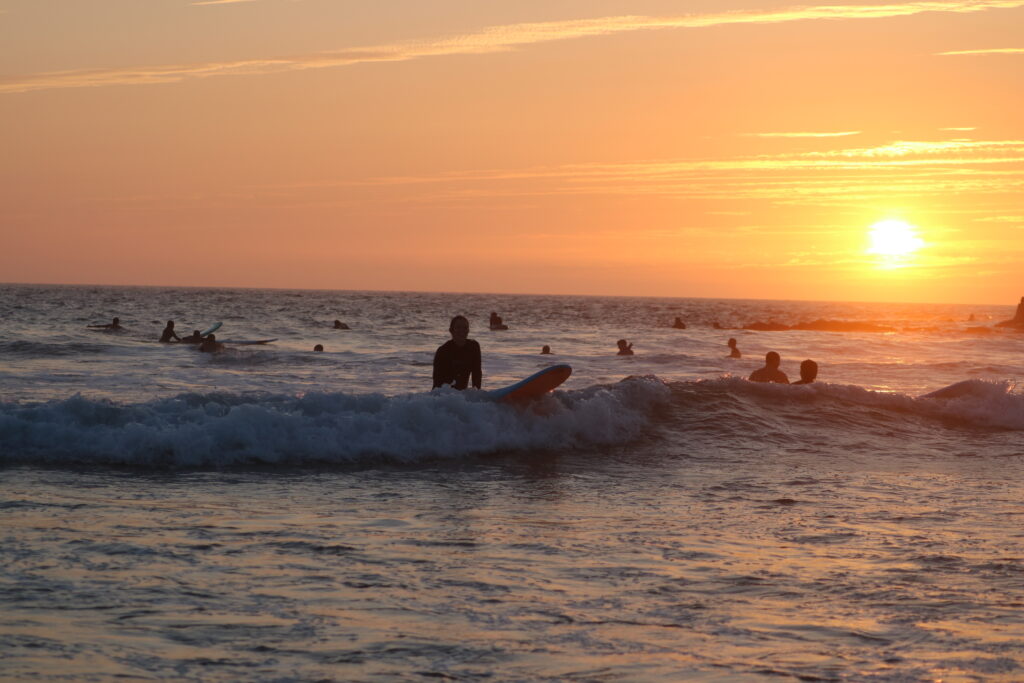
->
[744,131,862,138]
[936,47,1024,55]
[939,127,976,131]
[3,0,1024,94]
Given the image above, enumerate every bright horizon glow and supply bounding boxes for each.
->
[1,0,1022,305]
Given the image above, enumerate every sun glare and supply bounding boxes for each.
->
[867,219,924,257]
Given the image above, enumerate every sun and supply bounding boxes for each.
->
[867,219,924,257]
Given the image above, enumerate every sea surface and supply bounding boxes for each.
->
[2,284,1023,681]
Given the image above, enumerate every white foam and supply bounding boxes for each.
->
[0,377,671,467]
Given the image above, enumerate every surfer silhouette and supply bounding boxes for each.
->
[727,338,741,358]
[672,317,687,329]
[489,312,508,330]
[180,330,203,344]
[313,344,324,352]
[540,345,552,354]
[88,317,123,330]
[792,359,818,385]
[333,320,349,329]
[198,333,224,353]
[749,351,789,383]
[617,339,634,356]
[159,320,180,343]
[433,315,482,390]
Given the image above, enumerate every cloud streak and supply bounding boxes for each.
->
[936,47,1024,55]
[3,0,1024,94]
[744,131,862,138]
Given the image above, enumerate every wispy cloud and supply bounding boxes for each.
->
[744,131,861,138]
[936,47,1024,55]
[193,0,256,5]
[939,126,976,131]
[4,0,1024,94]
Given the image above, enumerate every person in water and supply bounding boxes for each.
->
[617,339,634,356]
[727,338,741,358]
[540,345,552,355]
[433,315,482,390]
[88,317,123,330]
[792,359,818,385]
[333,320,349,329]
[180,330,203,344]
[313,344,324,352]
[672,317,687,329]
[489,311,508,330]
[159,320,180,343]
[198,333,224,353]
[748,351,789,383]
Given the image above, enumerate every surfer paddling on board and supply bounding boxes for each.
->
[749,351,789,384]
[88,317,123,331]
[433,315,482,390]
[159,320,180,343]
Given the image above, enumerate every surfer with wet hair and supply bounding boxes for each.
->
[749,351,789,384]
[433,315,482,390]
[159,320,180,343]
[792,359,818,385]
[727,338,741,358]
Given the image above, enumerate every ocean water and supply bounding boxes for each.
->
[2,284,1023,681]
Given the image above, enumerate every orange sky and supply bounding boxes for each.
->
[2,0,1022,304]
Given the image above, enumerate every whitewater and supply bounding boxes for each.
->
[2,284,1023,681]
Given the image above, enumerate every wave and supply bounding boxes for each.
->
[0,377,671,468]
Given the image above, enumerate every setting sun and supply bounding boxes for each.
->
[867,219,925,257]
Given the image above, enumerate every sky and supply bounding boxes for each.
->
[2,0,1022,304]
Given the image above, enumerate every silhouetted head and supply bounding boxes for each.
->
[765,351,781,368]
[728,338,737,348]
[617,339,628,349]
[449,315,469,342]
[541,345,551,354]
[113,317,120,324]
[166,320,174,328]
[192,330,200,337]
[314,344,324,352]
[800,359,818,383]
[206,334,215,341]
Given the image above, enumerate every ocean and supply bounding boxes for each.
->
[2,284,1023,681]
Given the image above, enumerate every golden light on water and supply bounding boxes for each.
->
[867,220,925,265]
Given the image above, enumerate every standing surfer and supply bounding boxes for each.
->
[433,315,482,390]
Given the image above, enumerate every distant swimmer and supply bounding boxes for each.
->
[727,338,741,358]
[748,351,789,384]
[433,315,482,390]
[180,330,203,344]
[672,317,687,329]
[792,359,818,385]
[617,339,634,356]
[333,320,349,330]
[489,311,509,331]
[313,344,324,352]
[159,320,180,343]
[198,333,224,353]
[88,317,123,330]
[541,345,553,355]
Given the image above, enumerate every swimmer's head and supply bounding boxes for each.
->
[800,359,818,382]
[449,315,469,340]
[765,351,781,368]
[314,344,324,352]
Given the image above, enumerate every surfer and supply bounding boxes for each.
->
[159,320,180,343]
[198,334,224,353]
[672,317,687,329]
[333,320,349,329]
[792,359,818,385]
[748,351,789,383]
[616,339,634,356]
[313,344,324,352]
[727,338,741,358]
[88,317,123,330]
[433,315,482,390]
[540,345,552,354]
[489,312,508,331]
[180,330,203,344]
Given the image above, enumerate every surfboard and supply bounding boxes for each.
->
[219,339,277,345]
[489,364,572,403]
[201,322,223,336]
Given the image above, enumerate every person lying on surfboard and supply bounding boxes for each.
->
[433,315,481,390]
[88,317,123,330]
